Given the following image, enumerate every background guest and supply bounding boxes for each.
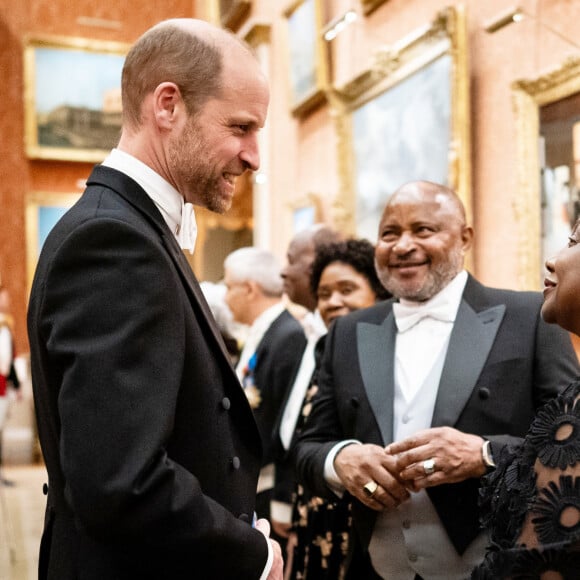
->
[473,218,580,578]
[273,225,342,542]
[0,285,19,487]
[288,238,390,580]
[200,280,247,365]
[224,246,306,554]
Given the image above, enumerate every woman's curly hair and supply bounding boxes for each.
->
[310,238,391,301]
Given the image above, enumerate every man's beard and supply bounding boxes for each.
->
[169,122,233,215]
[376,247,463,302]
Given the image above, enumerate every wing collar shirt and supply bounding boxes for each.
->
[324,270,468,485]
[324,270,480,579]
[102,148,197,254]
[279,309,327,450]
[393,269,467,405]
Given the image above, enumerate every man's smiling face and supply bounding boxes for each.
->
[374,182,473,302]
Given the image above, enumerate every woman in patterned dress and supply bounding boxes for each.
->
[287,239,390,580]
[473,218,580,579]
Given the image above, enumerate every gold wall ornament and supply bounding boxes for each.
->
[205,1,252,30]
[284,0,329,118]
[220,0,252,31]
[327,88,356,235]
[330,5,471,256]
[512,56,580,290]
[240,22,271,47]
[288,193,325,233]
[361,0,390,17]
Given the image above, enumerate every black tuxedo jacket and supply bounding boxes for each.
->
[294,275,579,557]
[252,309,306,469]
[28,166,268,579]
[251,310,305,518]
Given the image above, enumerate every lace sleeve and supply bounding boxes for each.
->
[473,379,580,579]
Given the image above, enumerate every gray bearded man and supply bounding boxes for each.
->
[294,180,579,579]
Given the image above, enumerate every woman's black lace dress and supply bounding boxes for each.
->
[473,379,580,579]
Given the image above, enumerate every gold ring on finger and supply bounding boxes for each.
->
[363,480,379,498]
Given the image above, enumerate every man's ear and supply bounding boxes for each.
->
[246,280,260,299]
[461,225,474,253]
[152,82,183,129]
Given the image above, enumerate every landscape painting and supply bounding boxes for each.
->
[24,36,128,162]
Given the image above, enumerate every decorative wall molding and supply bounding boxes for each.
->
[512,57,580,289]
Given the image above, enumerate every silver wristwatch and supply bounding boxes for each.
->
[481,439,496,468]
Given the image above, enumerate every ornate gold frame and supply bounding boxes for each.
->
[284,0,329,118]
[23,35,129,162]
[328,5,470,245]
[512,57,580,289]
[25,191,82,294]
[218,0,252,30]
[289,193,325,233]
[361,0,390,17]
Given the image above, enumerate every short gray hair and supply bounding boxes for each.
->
[224,247,283,297]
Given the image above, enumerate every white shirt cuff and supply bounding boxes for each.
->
[258,534,274,580]
[323,439,361,496]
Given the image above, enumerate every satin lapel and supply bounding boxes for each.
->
[357,312,397,445]
[431,300,506,427]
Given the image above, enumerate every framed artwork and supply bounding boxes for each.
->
[25,192,82,293]
[329,6,471,246]
[361,0,390,16]
[512,58,580,290]
[219,0,251,30]
[290,193,323,233]
[24,35,129,162]
[284,0,328,117]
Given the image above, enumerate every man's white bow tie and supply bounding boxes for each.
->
[393,301,456,332]
[178,202,197,255]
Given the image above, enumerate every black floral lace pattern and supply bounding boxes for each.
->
[510,544,580,579]
[474,379,580,578]
[527,394,580,469]
[478,444,536,549]
[472,543,580,579]
[533,476,580,544]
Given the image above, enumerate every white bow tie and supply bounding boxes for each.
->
[393,301,455,333]
[178,202,197,255]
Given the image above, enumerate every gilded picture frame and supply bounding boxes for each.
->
[25,191,82,294]
[361,0,390,17]
[218,0,251,30]
[24,35,129,162]
[290,193,324,233]
[284,0,328,118]
[329,6,470,246]
[512,57,580,290]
